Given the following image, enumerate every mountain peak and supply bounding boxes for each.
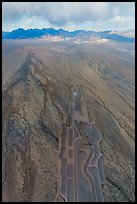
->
[2,27,135,42]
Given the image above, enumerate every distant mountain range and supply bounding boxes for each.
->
[110,29,135,38]
[2,28,135,42]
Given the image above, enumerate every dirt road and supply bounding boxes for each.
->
[59,88,105,202]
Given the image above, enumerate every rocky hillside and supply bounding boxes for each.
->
[2,39,135,202]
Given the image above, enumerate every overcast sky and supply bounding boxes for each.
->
[2,2,135,32]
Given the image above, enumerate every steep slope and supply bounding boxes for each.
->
[2,40,135,202]
[2,53,64,202]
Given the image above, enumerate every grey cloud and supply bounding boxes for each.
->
[2,2,135,27]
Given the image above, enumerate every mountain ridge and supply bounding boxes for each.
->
[2,38,135,202]
[2,28,135,42]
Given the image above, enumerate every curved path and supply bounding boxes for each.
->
[59,88,106,202]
